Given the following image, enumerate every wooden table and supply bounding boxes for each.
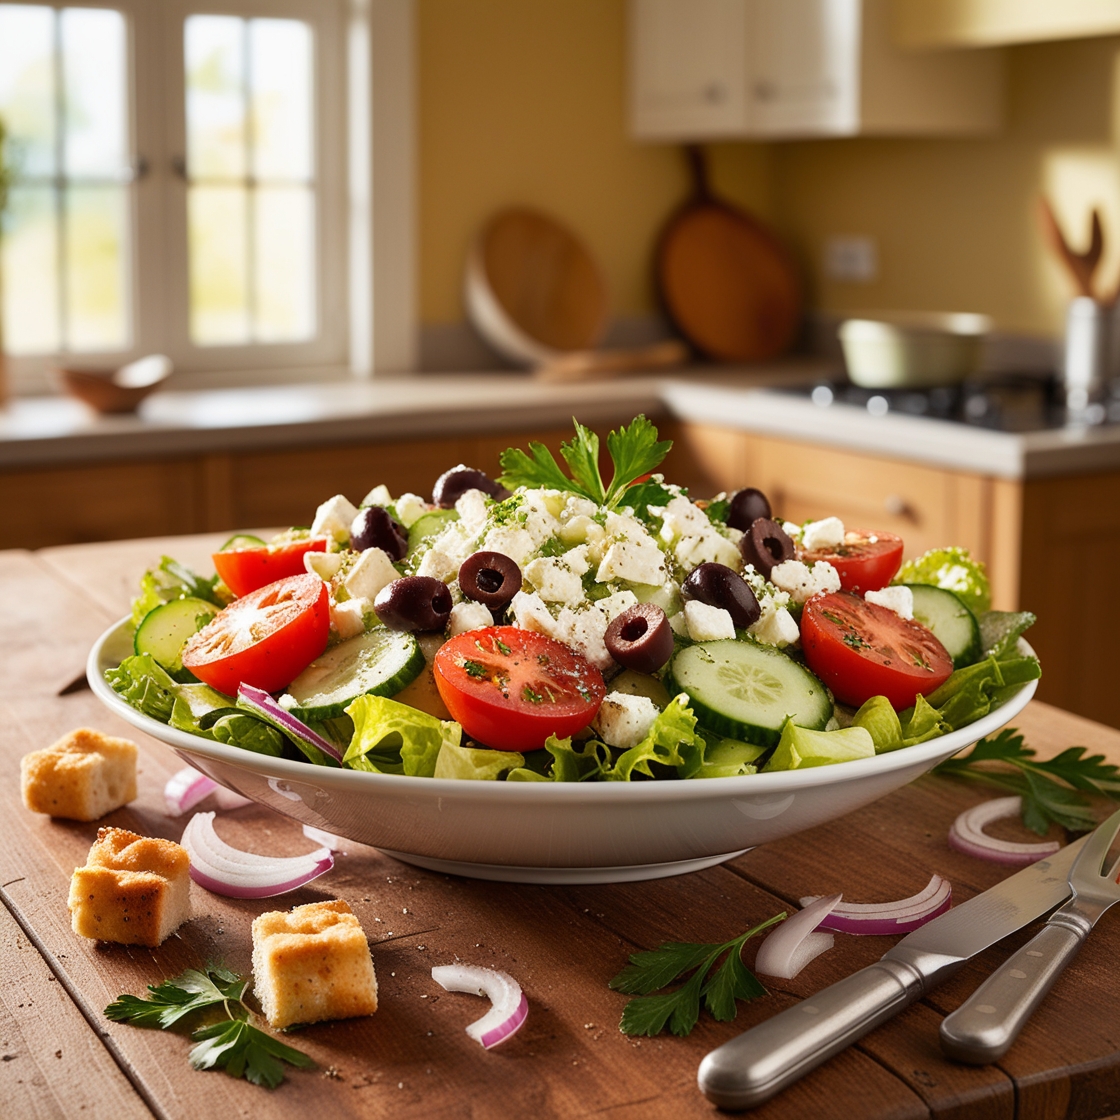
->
[3,534,1120,1120]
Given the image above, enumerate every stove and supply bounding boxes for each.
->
[771,373,1120,433]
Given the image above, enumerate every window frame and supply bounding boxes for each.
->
[2,0,414,394]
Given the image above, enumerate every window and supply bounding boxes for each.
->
[0,0,381,393]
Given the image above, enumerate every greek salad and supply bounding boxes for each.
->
[106,417,1040,782]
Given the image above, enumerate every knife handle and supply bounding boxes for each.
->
[939,919,1084,1065]
[697,958,925,1111]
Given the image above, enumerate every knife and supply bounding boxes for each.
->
[940,806,1120,1064]
[697,835,1089,1111]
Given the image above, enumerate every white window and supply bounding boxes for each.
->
[0,0,413,392]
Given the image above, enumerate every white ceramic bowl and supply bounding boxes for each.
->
[839,312,991,389]
[89,619,1036,885]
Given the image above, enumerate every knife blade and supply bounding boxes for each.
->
[697,835,1089,1111]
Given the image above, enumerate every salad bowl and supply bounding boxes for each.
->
[89,619,1037,884]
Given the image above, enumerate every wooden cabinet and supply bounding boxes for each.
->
[629,0,1003,140]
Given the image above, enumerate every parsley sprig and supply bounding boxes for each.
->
[934,727,1120,834]
[609,912,785,1037]
[497,415,672,510]
[105,965,315,1088]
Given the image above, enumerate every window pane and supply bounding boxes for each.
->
[61,8,128,178]
[250,19,312,181]
[255,186,314,341]
[65,185,128,350]
[0,4,56,177]
[1,185,60,352]
[189,185,249,344]
[185,15,246,179]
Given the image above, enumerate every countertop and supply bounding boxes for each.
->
[6,531,1120,1118]
[4,366,1120,479]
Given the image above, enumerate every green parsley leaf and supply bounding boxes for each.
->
[105,963,315,1088]
[497,441,583,496]
[610,912,785,1037]
[604,415,673,508]
[559,421,606,504]
[934,727,1120,834]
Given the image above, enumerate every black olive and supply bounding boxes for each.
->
[682,563,761,629]
[350,505,409,561]
[432,465,508,509]
[604,603,674,674]
[726,487,772,532]
[739,518,795,578]
[458,550,522,611]
[374,576,452,631]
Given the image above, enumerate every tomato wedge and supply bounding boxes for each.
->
[182,573,330,696]
[433,626,606,752]
[213,538,328,598]
[800,529,903,593]
[801,590,953,710]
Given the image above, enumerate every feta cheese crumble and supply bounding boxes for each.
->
[591,691,660,750]
[769,559,841,604]
[864,584,914,620]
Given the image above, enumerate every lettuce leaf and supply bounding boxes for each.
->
[131,556,222,628]
[763,722,875,771]
[603,694,703,782]
[343,695,460,776]
[681,735,764,779]
[507,735,609,782]
[433,741,524,780]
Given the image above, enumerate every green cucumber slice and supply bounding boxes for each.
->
[904,584,981,667]
[220,533,267,550]
[667,639,832,746]
[288,628,425,720]
[134,597,220,675]
[406,509,459,558]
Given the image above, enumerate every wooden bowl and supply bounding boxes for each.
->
[58,355,171,413]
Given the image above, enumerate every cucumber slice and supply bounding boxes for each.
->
[904,583,981,667]
[288,628,425,720]
[667,639,831,746]
[406,509,459,558]
[220,533,266,550]
[134,597,220,675]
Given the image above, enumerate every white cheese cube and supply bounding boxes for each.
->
[595,538,668,586]
[416,548,457,582]
[558,514,605,546]
[683,601,736,641]
[394,492,429,528]
[343,548,399,601]
[305,551,344,581]
[769,559,841,604]
[311,495,360,544]
[669,611,690,637]
[454,488,490,531]
[801,517,845,552]
[750,604,800,647]
[591,691,661,750]
[782,521,803,542]
[510,591,560,640]
[360,484,392,508]
[674,532,741,571]
[448,601,494,637]
[524,556,585,606]
[864,585,914,620]
[655,495,709,543]
[331,597,368,640]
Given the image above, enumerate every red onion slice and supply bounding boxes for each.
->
[181,811,334,899]
[164,766,251,816]
[948,796,1061,865]
[800,874,953,935]
[431,964,528,1049]
[753,894,841,980]
[237,683,344,763]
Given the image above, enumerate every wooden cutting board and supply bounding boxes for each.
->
[4,535,1120,1119]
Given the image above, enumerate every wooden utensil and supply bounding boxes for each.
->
[533,338,688,382]
[1038,195,1104,299]
[656,146,801,362]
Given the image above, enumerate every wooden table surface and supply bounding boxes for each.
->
[3,533,1120,1120]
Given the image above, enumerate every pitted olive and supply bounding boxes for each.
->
[604,603,675,674]
[682,563,761,629]
[374,576,452,631]
[432,465,509,509]
[739,517,795,578]
[458,550,522,612]
[726,487,772,532]
[350,505,409,561]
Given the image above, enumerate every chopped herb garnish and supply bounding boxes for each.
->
[461,658,489,679]
[495,638,512,656]
[522,685,544,704]
[841,631,871,651]
[105,965,315,1089]
[610,913,785,1037]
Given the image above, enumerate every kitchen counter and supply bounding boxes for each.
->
[6,531,1120,1118]
[5,367,1120,479]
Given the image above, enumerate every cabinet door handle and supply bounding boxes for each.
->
[883,494,917,521]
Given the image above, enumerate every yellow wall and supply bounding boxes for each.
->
[418,1,1120,338]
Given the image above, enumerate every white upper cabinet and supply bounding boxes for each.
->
[629,0,1004,141]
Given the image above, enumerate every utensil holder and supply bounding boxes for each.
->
[1062,297,1118,412]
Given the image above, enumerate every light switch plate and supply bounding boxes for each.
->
[824,236,878,283]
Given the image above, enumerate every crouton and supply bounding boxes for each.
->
[22,728,138,821]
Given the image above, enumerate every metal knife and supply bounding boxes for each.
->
[940,806,1120,1064]
[697,835,1089,1111]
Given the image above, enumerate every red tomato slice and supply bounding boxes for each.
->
[433,626,606,752]
[800,529,903,593]
[212,538,328,598]
[182,573,329,696]
[801,590,953,710]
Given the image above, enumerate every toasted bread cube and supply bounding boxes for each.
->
[252,899,378,1028]
[22,728,138,821]
[68,827,192,947]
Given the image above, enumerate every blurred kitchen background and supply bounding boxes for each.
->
[2,0,1120,725]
